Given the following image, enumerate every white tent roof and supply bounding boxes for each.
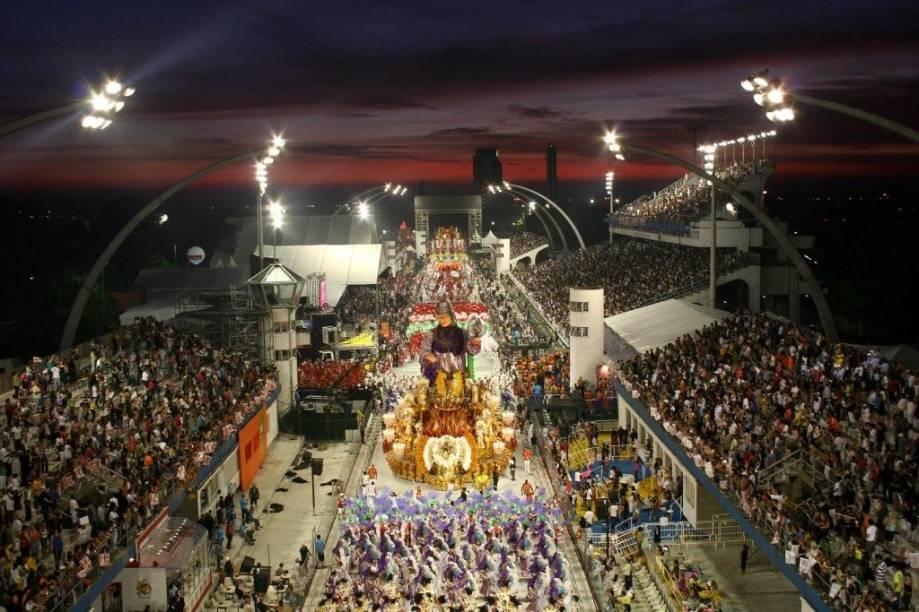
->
[265,244,384,306]
[604,299,729,360]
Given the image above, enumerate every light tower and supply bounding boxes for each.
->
[568,287,604,390]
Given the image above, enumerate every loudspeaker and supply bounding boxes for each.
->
[240,556,256,574]
[311,458,324,476]
[254,567,270,593]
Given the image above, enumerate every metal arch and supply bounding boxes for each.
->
[0,102,83,140]
[625,143,838,342]
[526,202,556,250]
[792,93,919,144]
[504,188,569,252]
[508,183,586,250]
[59,151,258,352]
[331,185,387,216]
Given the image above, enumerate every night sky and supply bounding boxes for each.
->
[2,0,918,196]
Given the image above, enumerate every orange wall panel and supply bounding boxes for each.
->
[238,407,269,492]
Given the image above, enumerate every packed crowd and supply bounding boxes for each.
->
[316,488,575,612]
[474,260,543,347]
[297,360,366,390]
[616,160,768,224]
[336,285,379,321]
[510,232,549,259]
[513,351,570,399]
[376,262,424,368]
[0,318,276,611]
[516,238,746,329]
[620,312,917,610]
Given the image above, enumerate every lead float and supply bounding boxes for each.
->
[382,228,515,489]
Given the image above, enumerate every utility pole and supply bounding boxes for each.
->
[709,185,717,309]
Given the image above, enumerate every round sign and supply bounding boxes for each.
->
[186,246,205,266]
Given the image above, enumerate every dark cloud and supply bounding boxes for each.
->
[507,105,570,120]
[289,143,419,160]
[426,127,494,138]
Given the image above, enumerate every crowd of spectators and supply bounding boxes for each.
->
[516,238,746,329]
[513,352,570,399]
[0,318,275,611]
[616,160,769,225]
[336,285,378,321]
[297,360,366,390]
[473,260,544,347]
[510,232,549,259]
[620,312,917,611]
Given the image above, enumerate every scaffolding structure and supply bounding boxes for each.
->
[175,285,272,364]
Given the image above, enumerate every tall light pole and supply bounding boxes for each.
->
[60,134,286,352]
[255,135,286,272]
[741,69,919,143]
[268,199,285,260]
[0,77,135,140]
[696,130,777,309]
[603,130,838,342]
[701,145,718,308]
[605,171,614,244]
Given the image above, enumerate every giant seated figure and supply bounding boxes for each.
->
[421,300,480,396]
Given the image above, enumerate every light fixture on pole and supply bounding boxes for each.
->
[268,199,285,260]
[255,134,287,272]
[742,68,919,143]
[81,79,136,130]
[1,75,136,140]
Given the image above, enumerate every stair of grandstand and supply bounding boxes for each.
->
[633,564,668,612]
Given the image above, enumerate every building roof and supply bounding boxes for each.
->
[210,214,377,273]
[265,244,384,306]
[604,299,730,360]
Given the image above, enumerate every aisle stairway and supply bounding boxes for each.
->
[633,564,668,612]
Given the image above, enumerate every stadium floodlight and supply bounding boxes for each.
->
[603,131,625,160]
[1,74,137,140]
[528,200,536,211]
[81,78,135,131]
[357,200,370,220]
[268,199,285,229]
[157,214,168,225]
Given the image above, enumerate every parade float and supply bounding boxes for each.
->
[382,228,515,489]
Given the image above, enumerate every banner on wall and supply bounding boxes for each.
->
[238,407,269,491]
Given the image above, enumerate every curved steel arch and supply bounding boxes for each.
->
[331,184,392,216]
[526,203,556,251]
[503,188,569,252]
[0,102,83,140]
[625,143,837,342]
[60,151,258,351]
[508,183,586,250]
